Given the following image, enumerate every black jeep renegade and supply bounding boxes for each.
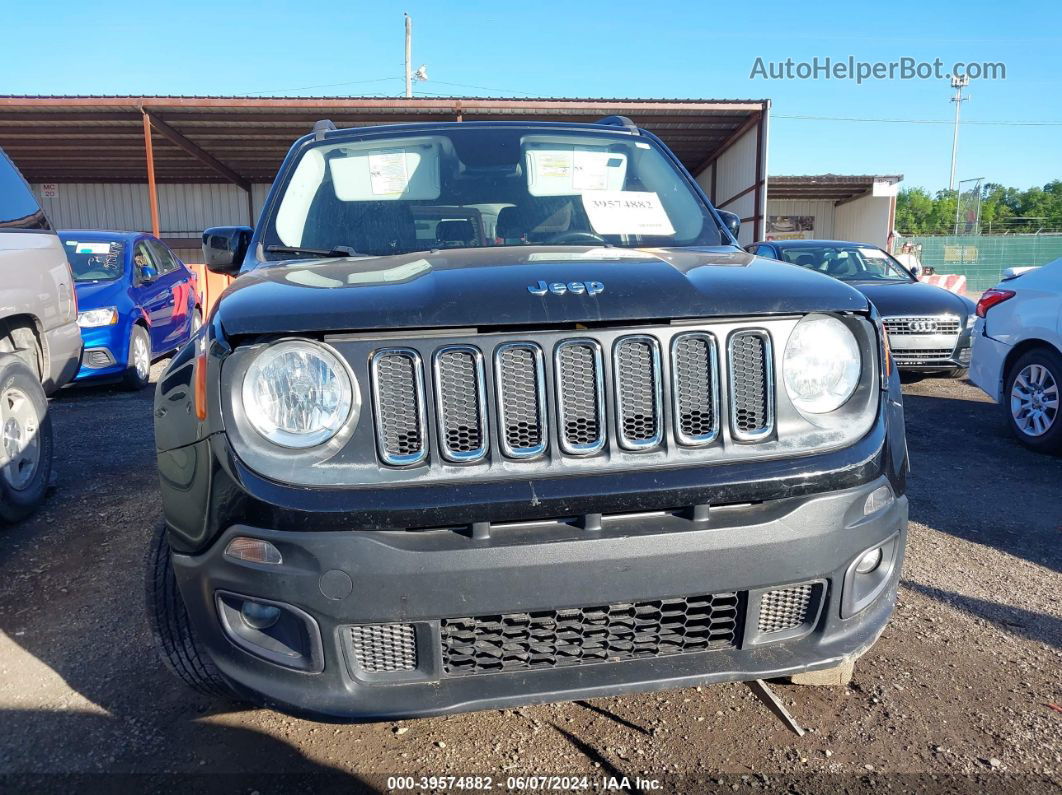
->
[148,117,909,720]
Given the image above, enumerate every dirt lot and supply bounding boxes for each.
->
[0,366,1059,792]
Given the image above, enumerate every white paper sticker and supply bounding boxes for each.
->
[75,242,112,254]
[582,191,675,236]
[368,152,410,195]
[572,150,610,191]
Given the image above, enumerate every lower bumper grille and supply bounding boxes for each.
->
[349,623,417,673]
[82,347,116,369]
[441,592,741,677]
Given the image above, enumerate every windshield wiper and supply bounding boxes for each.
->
[265,245,366,258]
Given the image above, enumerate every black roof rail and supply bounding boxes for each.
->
[313,119,337,140]
[596,115,639,133]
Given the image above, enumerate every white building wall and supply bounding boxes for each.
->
[709,127,760,245]
[765,199,837,240]
[30,183,271,236]
[834,194,893,248]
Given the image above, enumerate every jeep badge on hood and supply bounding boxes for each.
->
[527,279,605,296]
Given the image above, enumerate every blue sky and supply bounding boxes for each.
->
[4,0,1060,191]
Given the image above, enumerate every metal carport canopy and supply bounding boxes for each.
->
[0,96,770,242]
[0,95,767,182]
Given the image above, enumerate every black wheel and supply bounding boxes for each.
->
[1004,347,1062,454]
[945,368,969,380]
[123,325,151,390]
[145,522,235,697]
[0,354,53,524]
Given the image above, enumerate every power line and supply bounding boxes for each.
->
[774,114,1062,126]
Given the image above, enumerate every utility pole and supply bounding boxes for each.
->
[404,13,412,98]
[948,74,970,192]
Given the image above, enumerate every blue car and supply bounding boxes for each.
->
[60,231,202,389]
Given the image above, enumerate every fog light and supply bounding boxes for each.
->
[224,537,282,565]
[863,485,894,516]
[855,547,883,574]
[240,601,282,630]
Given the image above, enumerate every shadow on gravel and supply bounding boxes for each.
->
[901,390,1062,574]
[903,580,1061,649]
[0,373,361,782]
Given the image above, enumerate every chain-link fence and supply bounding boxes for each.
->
[895,234,1062,292]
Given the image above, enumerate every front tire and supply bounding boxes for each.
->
[123,325,151,391]
[0,354,53,524]
[145,522,235,697]
[945,367,969,380]
[1005,347,1062,454]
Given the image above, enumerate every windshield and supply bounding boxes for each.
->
[61,237,126,282]
[776,244,914,283]
[262,126,725,261]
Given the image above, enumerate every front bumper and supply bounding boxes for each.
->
[73,322,130,381]
[171,477,908,721]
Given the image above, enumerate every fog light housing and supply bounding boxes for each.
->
[841,533,902,618]
[854,547,883,574]
[241,601,281,630]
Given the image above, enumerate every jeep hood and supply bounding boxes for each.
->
[214,246,869,336]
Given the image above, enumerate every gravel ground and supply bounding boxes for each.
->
[0,365,1059,792]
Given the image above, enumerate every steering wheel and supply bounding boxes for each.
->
[542,230,608,245]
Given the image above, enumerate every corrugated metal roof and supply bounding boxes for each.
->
[769,174,903,200]
[0,95,768,183]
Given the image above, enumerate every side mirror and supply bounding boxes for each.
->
[203,226,253,275]
[139,264,159,282]
[717,210,740,240]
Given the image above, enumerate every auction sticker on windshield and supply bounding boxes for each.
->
[582,191,675,236]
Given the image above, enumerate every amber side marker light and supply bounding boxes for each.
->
[194,351,208,421]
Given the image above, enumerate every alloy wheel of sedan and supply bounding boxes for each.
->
[133,334,151,381]
[0,385,42,491]
[1010,363,1059,437]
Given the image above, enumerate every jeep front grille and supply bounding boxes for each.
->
[433,346,487,462]
[495,343,547,458]
[671,332,719,445]
[728,331,773,441]
[441,592,741,677]
[555,340,606,455]
[370,349,427,466]
[613,336,663,449]
[368,326,778,466]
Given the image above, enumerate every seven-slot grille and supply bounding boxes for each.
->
[370,350,427,466]
[433,346,488,462]
[613,336,663,449]
[370,330,775,466]
[495,343,547,458]
[882,315,961,336]
[441,592,741,676]
[728,331,773,441]
[556,340,606,454]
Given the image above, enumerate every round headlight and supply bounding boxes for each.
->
[783,315,862,414]
[242,340,355,448]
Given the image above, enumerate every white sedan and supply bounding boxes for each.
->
[970,258,1062,453]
